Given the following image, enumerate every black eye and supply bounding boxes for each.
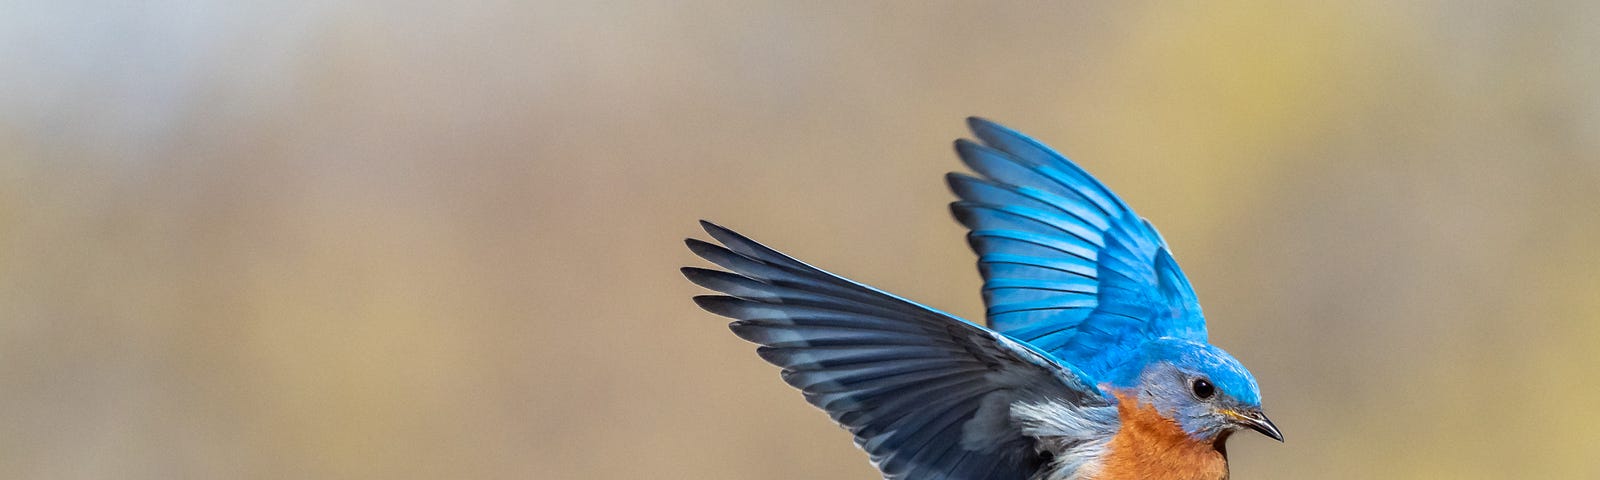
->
[1191,378,1215,400]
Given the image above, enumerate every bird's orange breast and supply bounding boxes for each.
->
[1093,390,1229,480]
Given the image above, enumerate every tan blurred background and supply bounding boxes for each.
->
[1,1,1598,478]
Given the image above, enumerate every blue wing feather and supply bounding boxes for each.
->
[950,117,1207,381]
[684,221,1107,480]
[964,120,1127,216]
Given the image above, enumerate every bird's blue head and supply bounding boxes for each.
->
[1105,338,1282,443]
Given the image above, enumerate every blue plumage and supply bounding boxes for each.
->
[684,118,1280,480]
[950,117,1208,381]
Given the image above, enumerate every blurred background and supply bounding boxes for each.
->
[2,1,1597,478]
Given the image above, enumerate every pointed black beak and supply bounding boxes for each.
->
[1235,409,1283,442]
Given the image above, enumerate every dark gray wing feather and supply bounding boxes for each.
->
[684,221,1107,480]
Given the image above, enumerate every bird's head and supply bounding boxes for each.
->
[1106,338,1282,443]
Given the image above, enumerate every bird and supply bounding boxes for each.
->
[681,117,1281,480]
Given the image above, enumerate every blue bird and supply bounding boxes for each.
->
[683,118,1281,480]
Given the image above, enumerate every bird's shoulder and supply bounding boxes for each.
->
[1094,390,1229,480]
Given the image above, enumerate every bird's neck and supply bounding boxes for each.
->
[1093,390,1229,480]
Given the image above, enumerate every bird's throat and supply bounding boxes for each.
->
[1094,390,1230,480]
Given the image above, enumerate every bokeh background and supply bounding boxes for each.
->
[2,1,1598,478]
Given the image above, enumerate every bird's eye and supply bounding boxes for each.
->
[1191,378,1215,400]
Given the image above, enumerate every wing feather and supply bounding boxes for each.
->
[684,221,1107,480]
[950,117,1207,379]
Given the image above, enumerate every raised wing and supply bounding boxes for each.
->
[947,117,1207,380]
[683,221,1107,480]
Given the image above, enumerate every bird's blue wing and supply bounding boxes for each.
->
[684,221,1108,480]
[947,117,1207,379]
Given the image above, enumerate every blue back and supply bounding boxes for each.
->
[948,117,1208,382]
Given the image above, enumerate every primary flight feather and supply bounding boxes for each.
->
[684,118,1280,480]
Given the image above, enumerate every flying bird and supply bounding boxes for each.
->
[682,118,1281,480]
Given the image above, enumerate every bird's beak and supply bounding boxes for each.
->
[1223,408,1283,442]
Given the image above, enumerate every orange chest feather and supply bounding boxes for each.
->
[1094,391,1229,480]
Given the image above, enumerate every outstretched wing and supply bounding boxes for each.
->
[947,117,1207,379]
[684,221,1108,480]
